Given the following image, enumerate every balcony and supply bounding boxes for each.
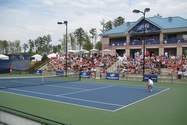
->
[129,40,142,45]
[109,41,127,47]
[163,38,185,44]
[129,39,160,45]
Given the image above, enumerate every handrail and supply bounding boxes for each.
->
[29,58,50,73]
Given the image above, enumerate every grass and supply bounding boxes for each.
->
[0,79,187,125]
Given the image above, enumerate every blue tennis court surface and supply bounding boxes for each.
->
[0,81,169,112]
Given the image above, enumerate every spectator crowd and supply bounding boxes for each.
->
[46,52,187,79]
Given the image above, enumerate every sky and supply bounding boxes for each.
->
[0,0,187,45]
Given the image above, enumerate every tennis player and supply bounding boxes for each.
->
[146,77,154,92]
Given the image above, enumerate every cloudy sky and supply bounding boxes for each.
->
[0,0,187,44]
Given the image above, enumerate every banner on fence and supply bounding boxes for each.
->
[35,70,43,74]
[143,74,158,82]
[80,71,90,78]
[56,70,64,75]
[106,72,119,80]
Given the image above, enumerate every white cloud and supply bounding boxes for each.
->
[0,0,187,44]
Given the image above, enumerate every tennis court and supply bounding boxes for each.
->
[0,75,169,112]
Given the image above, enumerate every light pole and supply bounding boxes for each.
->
[133,8,150,81]
[57,20,68,77]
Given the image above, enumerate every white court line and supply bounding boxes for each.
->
[46,85,84,90]
[0,86,170,112]
[9,88,57,96]
[8,87,122,107]
[0,90,116,112]
[112,88,170,112]
[57,95,123,107]
[56,85,114,96]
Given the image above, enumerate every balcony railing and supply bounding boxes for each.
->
[108,38,187,47]
[109,41,127,46]
[129,40,142,45]
[164,38,186,44]
[129,39,160,45]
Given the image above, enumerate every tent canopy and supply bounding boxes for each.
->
[0,54,9,60]
[32,54,42,61]
[68,50,78,53]
[79,49,89,53]
[47,53,58,58]
[102,49,111,52]
[90,49,98,52]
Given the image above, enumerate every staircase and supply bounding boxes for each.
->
[28,58,50,73]
[159,68,177,81]
[160,68,171,75]
[95,67,101,79]
[107,61,120,73]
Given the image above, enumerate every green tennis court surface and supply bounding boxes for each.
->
[0,79,187,125]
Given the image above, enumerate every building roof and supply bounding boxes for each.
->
[148,16,187,29]
[103,22,136,36]
[103,16,187,36]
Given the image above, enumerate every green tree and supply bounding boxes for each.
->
[89,28,97,49]
[43,34,52,54]
[8,41,15,54]
[83,35,93,51]
[23,43,28,53]
[105,21,113,31]
[52,44,61,53]
[28,39,35,54]
[74,27,86,50]
[59,38,65,53]
[95,41,102,51]
[113,16,124,27]
[100,19,106,33]
[34,35,52,55]
[14,40,22,53]
[0,40,4,53]
[0,40,9,54]
[69,33,76,50]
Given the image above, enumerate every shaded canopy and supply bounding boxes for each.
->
[0,54,9,60]
[32,54,42,61]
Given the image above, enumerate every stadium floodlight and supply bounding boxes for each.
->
[132,8,150,81]
[144,8,150,13]
[133,9,141,13]
[57,20,68,77]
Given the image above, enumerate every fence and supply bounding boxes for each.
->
[80,69,187,83]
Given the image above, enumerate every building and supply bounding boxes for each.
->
[101,16,187,57]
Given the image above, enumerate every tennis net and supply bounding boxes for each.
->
[0,73,80,89]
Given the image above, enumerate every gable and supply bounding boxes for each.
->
[129,19,161,34]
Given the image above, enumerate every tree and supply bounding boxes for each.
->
[43,34,52,54]
[34,35,52,55]
[89,28,97,49]
[0,40,4,54]
[23,43,28,53]
[83,34,93,51]
[95,41,102,51]
[6,41,21,54]
[100,19,106,33]
[8,41,16,54]
[14,40,22,53]
[28,39,35,54]
[69,33,76,50]
[0,40,9,54]
[74,27,86,50]
[52,44,61,53]
[105,21,113,31]
[113,16,124,27]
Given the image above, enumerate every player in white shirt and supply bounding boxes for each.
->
[146,77,154,92]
